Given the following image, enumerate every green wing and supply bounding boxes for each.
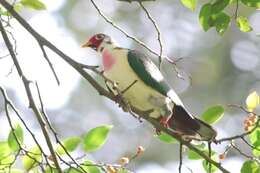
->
[127,50,171,96]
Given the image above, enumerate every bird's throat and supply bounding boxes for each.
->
[102,50,116,71]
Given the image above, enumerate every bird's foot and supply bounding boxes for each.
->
[155,117,170,135]
[114,94,128,111]
[159,116,170,128]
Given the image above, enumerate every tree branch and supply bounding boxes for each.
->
[0,15,62,173]
[138,1,163,68]
[0,0,230,172]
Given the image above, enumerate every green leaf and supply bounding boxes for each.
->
[20,0,46,10]
[45,167,58,173]
[181,0,197,11]
[249,128,260,157]
[188,144,212,160]
[212,0,231,13]
[246,91,260,111]
[0,141,12,160]
[118,168,131,173]
[188,150,203,160]
[241,160,260,173]
[8,124,24,152]
[237,16,253,32]
[81,161,101,173]
[241,0,260,8]
[65,162,101,173]
[252,148,260,157]
[83,125,113,152]
[214,13,231,35]
[199,3,213,31]
[0,154,15,169]
[201,105,225,124]
[22,146,42,171]
[249,128,260,144]
[156,132,177,144]
[5,169,24,173]
[202,155,218,173]
[56,137,81,155]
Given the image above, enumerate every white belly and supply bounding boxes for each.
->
[103,49,168,118]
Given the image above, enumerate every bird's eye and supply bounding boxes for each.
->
[95,34,104,40]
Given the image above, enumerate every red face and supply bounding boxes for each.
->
[82,33,106,51]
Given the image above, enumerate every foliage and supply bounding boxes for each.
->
[83,125,113,152]
[0,0,260,172]
[0,124,113,172]
[184,0,256,35]
[0,0,46,16]
[201,105,225,124]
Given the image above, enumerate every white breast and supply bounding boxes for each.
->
[102,48,169,118]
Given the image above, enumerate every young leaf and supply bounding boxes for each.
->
[22,146,42,171]
[211,0,231,14]
[5,169,24,173]
[249,128,260,150]
[188,149,203,160]
[0,155,15,169]
[20,0,46,10]
[246,91,260,111]
[188,145,213,160]
[214,13,231,35]
[252,148,260,157]
[201,105,225,124]
[8,124,24,152]
[241,160,260,173]
[202,159,218,173]
[237,16,253,32]
[202,154,218,173]
[156,132,177,144]
[118,168,131,173]
[81,160,101,173]
[241,0,260,8]
[83,125,113,152]
[199,3,213,31]
[56,137,81,155]
[0,141,12,160]
[181,0,197,11]
[45,166,59,173]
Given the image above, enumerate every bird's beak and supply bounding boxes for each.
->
[81,41,92,48]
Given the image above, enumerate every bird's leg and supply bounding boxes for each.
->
[159,116,171,128]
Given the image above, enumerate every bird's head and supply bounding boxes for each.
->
[81,33,114,52]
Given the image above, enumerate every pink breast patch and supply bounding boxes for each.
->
[102,50,115,71]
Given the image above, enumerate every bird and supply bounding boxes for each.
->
[82,33,217,141]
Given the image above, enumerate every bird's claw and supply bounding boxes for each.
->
[159,116,170,129]
[155,116,170,135]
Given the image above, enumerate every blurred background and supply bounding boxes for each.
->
[0,0,260,172]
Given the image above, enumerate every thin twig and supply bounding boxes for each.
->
[208,142,212,173]
[35,82,89,173]
[138,1,163,68]
[0,86,52,169]
[38,42,60,85]
[241,137,260,152]
[0,1,230,172]
[0,17,62,173]
[231,142,260,163]
[179,143,183,173]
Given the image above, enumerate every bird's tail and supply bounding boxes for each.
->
[168,105,217,141]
